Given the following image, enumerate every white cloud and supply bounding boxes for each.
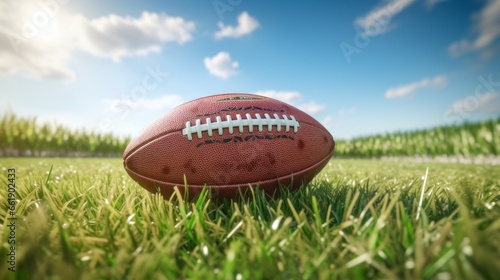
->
[215,11,259,39]
[322,108,357,137]
[321,115,335,127]
[321,115,345,137]
[254,90,326,115]
[338,107,356,116]
[103,94,183,113]
[448,92,500,115]
[0,31,76,80]
[448,0,500,57]
[297,101,326,115]
[0,0,195,81]
[79,11,195,62]
[385,75,447,99]
[355,0,415,36]
[253,90,302,104]
[204,52,239,79]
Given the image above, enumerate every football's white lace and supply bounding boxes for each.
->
[182,113,299,140]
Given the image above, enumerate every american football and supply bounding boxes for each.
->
[123,93,335,200]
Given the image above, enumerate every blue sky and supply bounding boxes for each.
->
[1,0,499,139]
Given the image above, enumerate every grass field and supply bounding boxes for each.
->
[1,158,499,279]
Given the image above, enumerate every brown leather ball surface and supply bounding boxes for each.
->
[123,93,335,200]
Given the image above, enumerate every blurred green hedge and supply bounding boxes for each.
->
[0,112,129,157]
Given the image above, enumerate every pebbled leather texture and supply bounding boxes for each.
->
[123,93,335,201]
